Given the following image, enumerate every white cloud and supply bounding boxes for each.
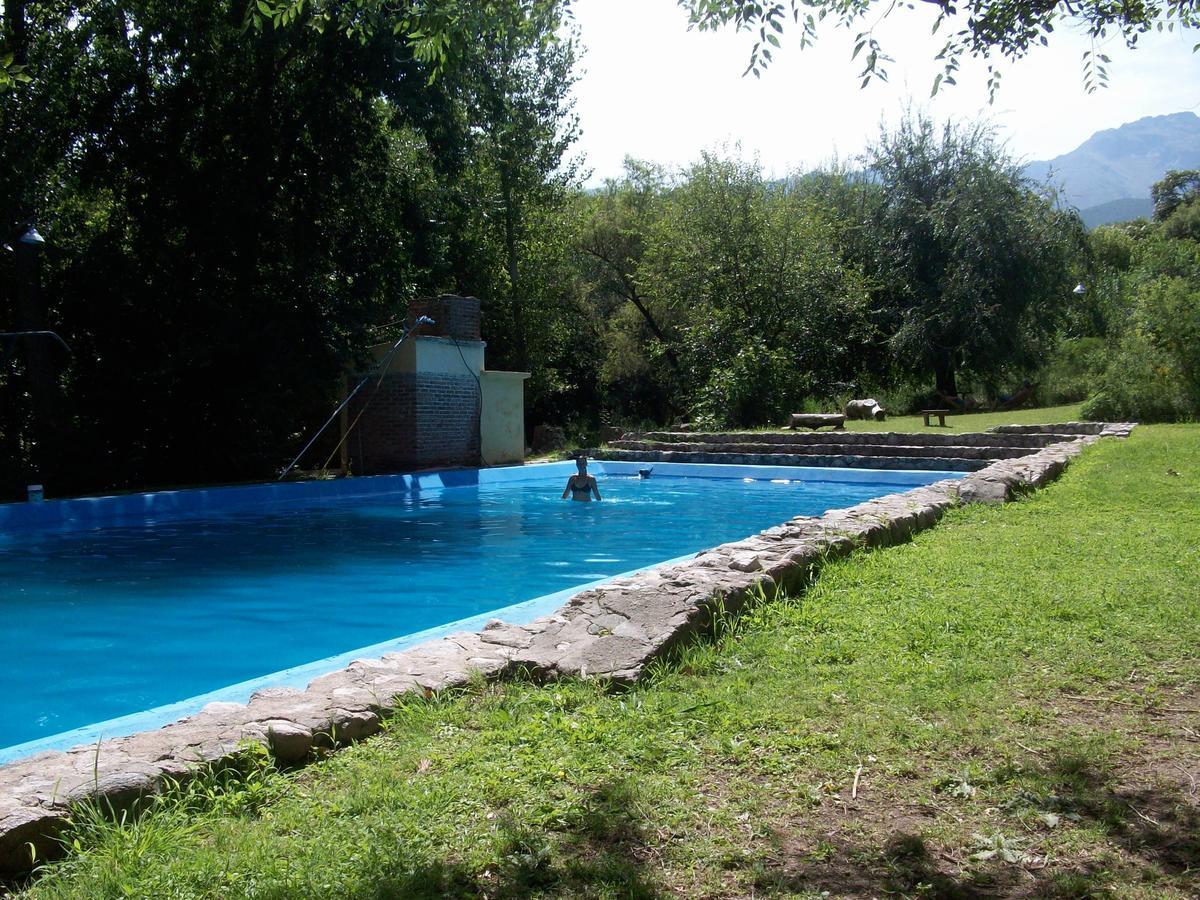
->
[566,0,1200,184]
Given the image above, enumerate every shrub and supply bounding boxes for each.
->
[1082,331,1193,423]
[1136,276,1200,411]
[1040,337,1110,405]
[690,343,811,428]
[1081,267,1200,423]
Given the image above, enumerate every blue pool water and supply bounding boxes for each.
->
[0,462,957,758]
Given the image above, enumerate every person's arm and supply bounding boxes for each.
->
[590,476,602,501]
[562,477,572,500]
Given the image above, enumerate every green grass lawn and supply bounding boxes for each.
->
[839,402,1086,434]
[14,424,1199,899]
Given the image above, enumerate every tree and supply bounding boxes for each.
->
[1080,197,1200,422]
[454,0,581,374]
[637,152,874,426]
[0,0,570,92]
[680,0,1199,97]
[1152,169,1200,222]
[575,160,681,377]
[0,0,578,498]
[867,115,1084,397]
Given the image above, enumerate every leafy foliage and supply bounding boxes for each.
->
[641,153,874,426]
[1075,175,1200,422]
[567,132,1081,430]
[1152,169,1200,223]
[867,115,1084,397]
[681,0,1200,99]
[0,0,579,499]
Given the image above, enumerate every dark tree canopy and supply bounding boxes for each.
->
[0,0,568,90]
[0,0,579,499]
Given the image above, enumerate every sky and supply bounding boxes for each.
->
[566,0,1200,185]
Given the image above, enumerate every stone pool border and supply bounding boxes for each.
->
[0,423,1133,872]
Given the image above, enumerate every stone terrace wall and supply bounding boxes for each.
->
[989,422,1113,435]
[633,430,1083,449]
[594,448,990,472]
[0,425,1133,873]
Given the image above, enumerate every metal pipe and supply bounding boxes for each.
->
[278,316,434,480]
[0,330,72,355]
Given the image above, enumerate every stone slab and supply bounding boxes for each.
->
[787,413,846,430]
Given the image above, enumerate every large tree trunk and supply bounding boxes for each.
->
[933,353,958,398]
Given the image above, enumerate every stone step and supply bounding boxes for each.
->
[989,422,1103,435]
[632,430,1066,449]
[609,440,1035,461]
[591,448,990,472]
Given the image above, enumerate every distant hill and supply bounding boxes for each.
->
[1078,197,1155,229]
[1025,112,1200,227]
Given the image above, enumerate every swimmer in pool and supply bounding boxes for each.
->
[562,456,602,502]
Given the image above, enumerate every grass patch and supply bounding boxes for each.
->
[839,402,1086,433]
[12,425,1199,899]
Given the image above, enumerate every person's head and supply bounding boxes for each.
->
[575,456,588,474]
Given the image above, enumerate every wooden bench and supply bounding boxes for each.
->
[921,409,950,427]
[787,413,846,431]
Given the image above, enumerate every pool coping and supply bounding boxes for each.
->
[0,424,1134,872]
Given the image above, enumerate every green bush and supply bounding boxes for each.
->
[690,342,810,428]
[1137,276,1200,410]
[1040,337,1111,405]
[1081,331,1193,423]
[1081,258,1200,423]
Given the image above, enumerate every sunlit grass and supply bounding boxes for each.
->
[839,402,1086,433]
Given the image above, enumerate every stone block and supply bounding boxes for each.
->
[264,720,314,764]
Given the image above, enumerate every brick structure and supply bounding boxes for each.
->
[345,296,523,474]
[407,295,481,341]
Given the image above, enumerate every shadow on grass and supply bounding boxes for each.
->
[744,752,1199,899]
[1044,750,1200,879]
[748,830,1022,899]
[361,779,661,898]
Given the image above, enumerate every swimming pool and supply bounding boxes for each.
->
[0,461,961,761]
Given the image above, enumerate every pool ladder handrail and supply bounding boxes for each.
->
[278,316,433,480]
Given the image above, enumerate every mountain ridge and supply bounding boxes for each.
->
[1025,111,1200,226]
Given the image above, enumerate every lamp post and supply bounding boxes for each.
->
[12,223,53,498]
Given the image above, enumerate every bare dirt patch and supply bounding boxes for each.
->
[689,687,1199,898]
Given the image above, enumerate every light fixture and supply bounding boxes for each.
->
[1072,283,1086,295]
[18,225,45,245]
